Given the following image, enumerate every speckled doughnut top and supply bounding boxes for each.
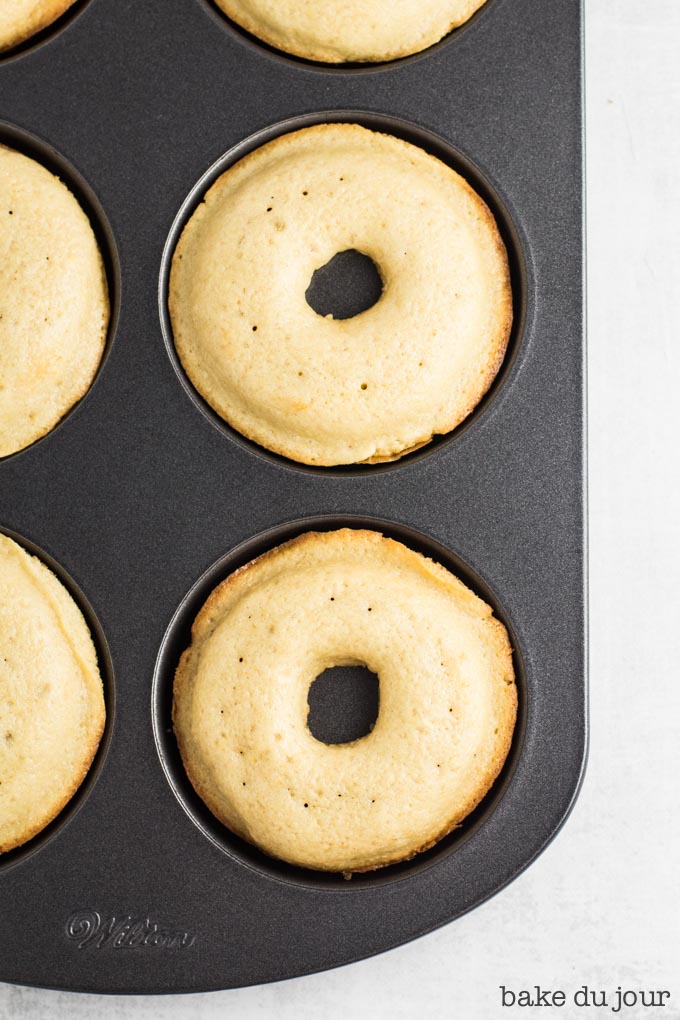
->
[0,146,109,458]
[0,534,105,854]
[169,123,512,466]
[172,529,517,873]
[212,0,489,63]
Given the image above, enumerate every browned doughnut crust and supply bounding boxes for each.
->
[169,123,512,467]
[173,529,517,873]
[0,1,78,52]
[213,0,489,64]
[0,534,105,853]
[0,145,109,458]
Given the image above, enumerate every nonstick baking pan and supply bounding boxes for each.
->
[0,0,585,994]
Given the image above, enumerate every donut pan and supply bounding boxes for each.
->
[0,0,585,995]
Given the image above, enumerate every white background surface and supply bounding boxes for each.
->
[2,1,680,1017]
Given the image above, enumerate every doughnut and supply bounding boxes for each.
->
[172,529,517,873]
[0,534,105,854]
[169,123,512,466]
[0,0,78,52]
[212,0,490,63]
[0,145,109,458]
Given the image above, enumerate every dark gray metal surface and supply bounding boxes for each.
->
[0,0,585,994]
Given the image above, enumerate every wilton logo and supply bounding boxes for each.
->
[65,910,196,949]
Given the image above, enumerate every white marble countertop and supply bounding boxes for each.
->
[2,1,679,1016]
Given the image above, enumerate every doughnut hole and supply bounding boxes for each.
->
[305,249,383,320]
[307,664,380,744]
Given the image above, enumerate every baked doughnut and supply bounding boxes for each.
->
[212,0,489,63]
[173,529,517,873]
[0,534,106,854]
[0,145,109,458]
[0,0,78,52]
[169,123,512,466]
